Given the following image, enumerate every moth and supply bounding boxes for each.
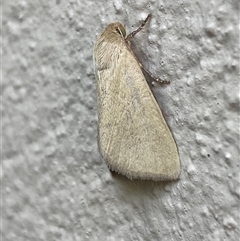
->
[93,14,180,181]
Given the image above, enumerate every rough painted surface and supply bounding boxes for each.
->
[3,1,239,240]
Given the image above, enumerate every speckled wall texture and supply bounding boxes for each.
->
[3,1,239,240]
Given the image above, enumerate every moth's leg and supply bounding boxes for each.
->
[126,14,151,41]
[138,62,170,84]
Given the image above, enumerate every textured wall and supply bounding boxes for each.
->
[3,1,239,240]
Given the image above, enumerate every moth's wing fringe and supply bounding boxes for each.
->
[103,155,180,181]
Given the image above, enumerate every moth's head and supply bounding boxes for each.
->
[104,22,126,39]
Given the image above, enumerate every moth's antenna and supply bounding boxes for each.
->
[126,14,151,41]
[126,14,169,84]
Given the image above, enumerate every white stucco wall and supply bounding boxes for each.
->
[3,1,239,240]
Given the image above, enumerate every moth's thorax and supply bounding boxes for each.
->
[97,22,126,46]
[105,22,126,37]
[94,22,127,71]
